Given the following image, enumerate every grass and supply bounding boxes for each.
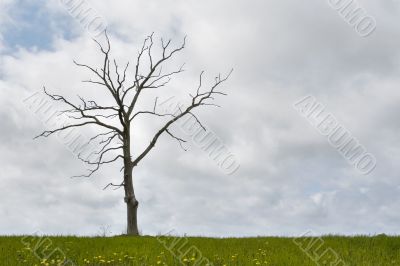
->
[1,235,399,265]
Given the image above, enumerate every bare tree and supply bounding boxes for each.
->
[35,33,232,236]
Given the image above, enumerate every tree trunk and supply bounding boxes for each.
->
[123,128,139,236]
[124,167,139,236]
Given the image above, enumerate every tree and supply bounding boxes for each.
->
[35,33,232,236]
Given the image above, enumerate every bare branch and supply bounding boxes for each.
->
[37,87,123,135]
[132,69,232,166]
[34,121,97,139]
[74,154,124,178]
[103,182,125,190]
[127,36,187,117]
[36,33,231,190]
[166,129,187,151]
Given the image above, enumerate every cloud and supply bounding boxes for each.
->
[1,0,400,236]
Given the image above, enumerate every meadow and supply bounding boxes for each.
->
[1,234,399,265]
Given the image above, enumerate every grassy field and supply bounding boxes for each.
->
[1,235,399,265]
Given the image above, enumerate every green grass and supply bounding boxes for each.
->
[1,235,400,265]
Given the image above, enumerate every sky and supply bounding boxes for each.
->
[1,0,400,237]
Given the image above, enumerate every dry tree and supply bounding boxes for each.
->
[35,32,232,235]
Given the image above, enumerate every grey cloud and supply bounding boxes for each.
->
[0,0,400,236]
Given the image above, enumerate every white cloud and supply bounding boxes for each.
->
[1,0,400,236]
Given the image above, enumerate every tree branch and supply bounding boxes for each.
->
[132,69,232,166]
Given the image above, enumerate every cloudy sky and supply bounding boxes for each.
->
[1,0,400,237]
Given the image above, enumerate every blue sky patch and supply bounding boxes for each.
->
[2,1,77,53]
